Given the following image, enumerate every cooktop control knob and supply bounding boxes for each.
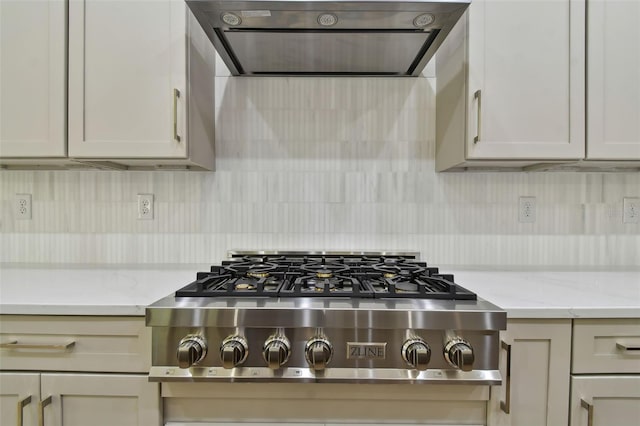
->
[177,335,207,369]
[444,338,474,371]
[305,337,333,371]
[263,335,291,369]
[402,337,431,371]
[220,335,248,369]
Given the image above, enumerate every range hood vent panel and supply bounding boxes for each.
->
[186,1,470,76]
[224,30,436,75]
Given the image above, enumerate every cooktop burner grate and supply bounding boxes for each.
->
[174,254,476,300]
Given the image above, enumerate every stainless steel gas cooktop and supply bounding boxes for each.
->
[146,251,506,384]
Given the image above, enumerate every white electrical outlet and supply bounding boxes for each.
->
[137,194,154,220]
[518,196,536,223]
[623,197,639,224]
[14,193,32,220]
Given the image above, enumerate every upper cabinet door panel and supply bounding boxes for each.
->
[587,0,640,160]
[68,0,187,158]
[0,0,66,157]
[467,0,585,159]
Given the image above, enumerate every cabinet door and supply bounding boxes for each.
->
[570,376,640,426]
[466,0,585,160]
[40,374,160,426]
[587,0,640,160]
[0,373,40,426]
[0,0,66,157]
[68,0,187,158]
[487,319,572,426]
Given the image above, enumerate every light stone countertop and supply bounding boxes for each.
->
[0,264,205,316]
[0,264,638,318]
[448,269,640,319]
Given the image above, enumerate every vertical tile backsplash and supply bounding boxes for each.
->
[1,67,638,265]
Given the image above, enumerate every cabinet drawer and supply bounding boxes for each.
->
[572,319,640,374]
[0,315,151,373]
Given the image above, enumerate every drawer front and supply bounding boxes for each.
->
[0,315,151,373]
[573,319,640,374]
[162,383,489,424]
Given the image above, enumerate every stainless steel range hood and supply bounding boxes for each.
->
[185,0,470,76]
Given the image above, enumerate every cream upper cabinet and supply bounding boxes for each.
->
[487,319,572,426]
[1,0,215,170]
[0,0,66,157]
[68,0,184,158]
[586,0,640,160]
[68,0,205,161]
[436,0,586,171]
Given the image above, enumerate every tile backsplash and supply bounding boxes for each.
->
[1,64,638,266]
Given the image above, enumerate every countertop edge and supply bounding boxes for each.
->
[0,305,146,317]
[2,305,640,319]
[504,307,640,319]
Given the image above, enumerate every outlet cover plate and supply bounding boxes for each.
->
[137,194,154,220]
[14,193,32,220]
[623,197,639,224]
[519,196,536,223]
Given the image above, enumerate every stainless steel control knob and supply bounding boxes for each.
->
[263,335,291,369]
[177,335,207,369]
[220,335,248,369]
[444,338,474,371]
[305,337,333,371]
[401,338,431,371]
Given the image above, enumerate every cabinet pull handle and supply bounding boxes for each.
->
[473,89,482,143]
[616,342,640,351]
[500,340,511,414]
[581,398,594,426]
[17,395,31,426]
[38,396,52,426]
[0,341,75,351]
[173,88,181,142]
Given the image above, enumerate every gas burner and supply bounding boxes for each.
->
[247,271,270,278]
[225,261,279,278]
[365,274,477,300]
[233,279,257,291]
[300,262,350,279]
[306,278,338,291]
[175,267,286,297]
[371,262,425,278]
[392,281,418,292]
[280,275,374,298]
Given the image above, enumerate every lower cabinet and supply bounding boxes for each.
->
[0,372,160,426]
[41,374,160,426]
[570,376,640,426]
[162,382,489,425]
[0,315,160,426]
[487,319,572,426]
[165,424,481,426]
[570,318,640,426]
[0,372,40,426]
